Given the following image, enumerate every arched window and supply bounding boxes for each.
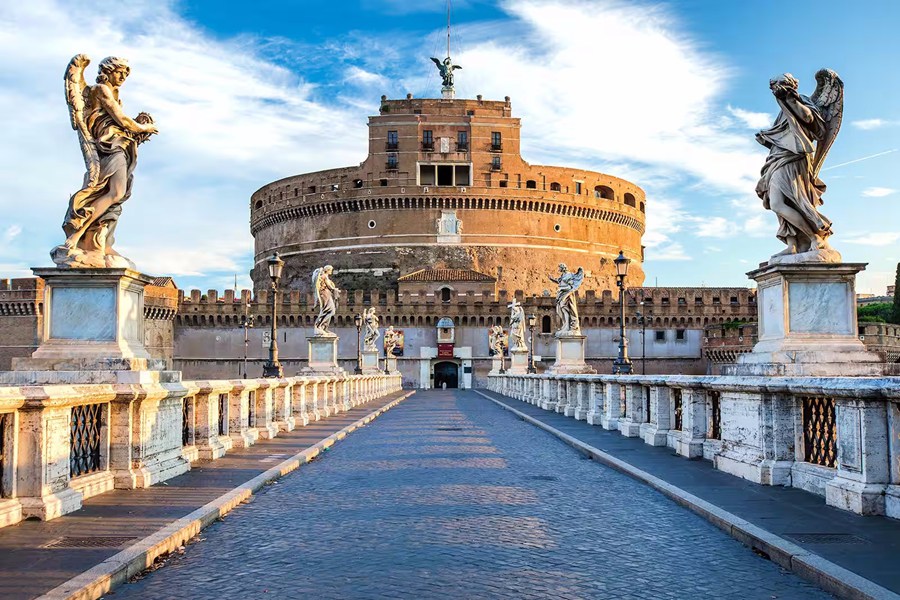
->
[595,185,614,200]
[549,182,561,192]
[639,201,645,213]
[441,287,451,302]
[541,315,552,333]
[254,200,263,209]
[525,180,537,189]
[624,193,636,207]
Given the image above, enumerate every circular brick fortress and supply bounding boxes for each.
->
[250,96,646,294]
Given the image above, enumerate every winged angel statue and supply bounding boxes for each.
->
[755,69,843,264]
[549,264,585,336]
[430,56,461,88]
[52,55,158,269]
[312,265,339,336]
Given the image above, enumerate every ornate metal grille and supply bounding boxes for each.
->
[247,391,255,428]
[619,386,626,417]
[70,404,102,478]
[0,413,7,497]
[644,387,652,423]
[802,396,837,468]
[709,391,721,440]
[218,393,228,436]
[182,398,191,447]
[673,389,683,431]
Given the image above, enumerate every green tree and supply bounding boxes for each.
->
[858,302,893,323]
[893,262,900,324]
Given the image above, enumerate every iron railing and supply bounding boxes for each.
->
[644,386,652,423]
[71,404,102,478]
[803,396,837,468]
[0,413,6,497]
[709,391,721,440]
[182,398,191,447]
[247,391,256,428]
[672,388,683,431]
[218,393,228,436]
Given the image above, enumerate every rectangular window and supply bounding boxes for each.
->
[422,130,434,150]
[387,130,398,150]
[655,330,666,342]
[491,131,502,150]
[419,164,436,185]
[491,156,501,170]
[387,154,398,169]
[454,165,471,186]
[575,182,582,194]
[712,297,721,305]
[437,165,453,186]
[695,297,703,305]
[675,329,686,341]
[457,131,468,151]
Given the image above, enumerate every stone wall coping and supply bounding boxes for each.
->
[489,373,900,399]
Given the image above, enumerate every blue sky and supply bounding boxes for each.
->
[0,0,898,294]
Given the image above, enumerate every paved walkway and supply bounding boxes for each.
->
[0,392,409,600]
[477,389,900,597]
[114,390,829,599]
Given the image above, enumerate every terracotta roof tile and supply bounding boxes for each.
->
[398,269,496,283]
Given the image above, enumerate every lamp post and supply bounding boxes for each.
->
[262,253,284,378]
[526,314,538,374]
[240,304,254,379]
[636,302,649,375]
[613,250,633,374]
[354,313,363,374]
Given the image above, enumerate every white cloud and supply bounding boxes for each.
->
[648,242,690,261]
[726,105,772,129]
[852,118,898,130]
[344,65,385,85]
[843,232,900,246]
[3,225,22,243]
[862,187,897,198]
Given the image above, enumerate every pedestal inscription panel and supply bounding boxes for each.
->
[50,286,116,341]
[788,281,851,334]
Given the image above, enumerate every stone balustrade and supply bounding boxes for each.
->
[488,373,900,520]
[0,372,402,529]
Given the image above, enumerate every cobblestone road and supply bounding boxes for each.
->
[113,391,829,599]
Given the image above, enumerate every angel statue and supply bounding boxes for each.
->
[488,325,505,356]
[430,56,462,89]
[549,263,585,336]
[363,307,380,351]
[53,55,158,269]
[755,69,844,264]
[312,265,339,335]
[507,299,527,352]
[383,326,399,357]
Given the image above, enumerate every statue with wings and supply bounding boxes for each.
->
[53,55,158,269]
[383,326,399,357]
[430,56,461,88]
[363,307,380,351]
[507,299,527,352]
[549,264,585,336]
[312,266,338,335]
[755,69,844,264]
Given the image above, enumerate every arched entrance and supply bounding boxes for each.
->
[433,361,459,389]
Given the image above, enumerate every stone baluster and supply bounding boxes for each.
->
[563,379,578,417]
[586,381,605,425]
[194,383,233,459]
[229,383,258,448]
[293,380,310,426]
[254,381,278,440]
[673,387,706,458]
[618,383,643,437]
[640,385,670,446]
[572,380,589,421]
[601,382,621,430]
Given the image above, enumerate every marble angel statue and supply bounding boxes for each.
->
[488,325,505,356]
[383,326,399,356]
[312,265,339,335]
[549,263,584,336]
[507,299,527,352]
[363,307,380,351]
[53,55,158,268]
[755,69,844,264]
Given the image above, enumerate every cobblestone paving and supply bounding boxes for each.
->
[113,391,830,599]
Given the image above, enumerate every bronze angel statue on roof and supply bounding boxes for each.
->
[53,55,158,269]
[755,69,844,264]
[430,56,461,88]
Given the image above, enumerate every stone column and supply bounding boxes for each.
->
[573,381,590,421]
[293,380,310,426]
[673,388,706,458]
[194,384,233,459]
[540,378,558,411]
[586,381,605,426]
[228,384,258,448]
[887,399,900,519]
[640,385,670,446]
[618,383,644,437]
[601,383,621,430]
[564,380,579,418]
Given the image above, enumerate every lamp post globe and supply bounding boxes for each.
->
[263,252,284,378]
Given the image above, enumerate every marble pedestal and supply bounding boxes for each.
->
[728,263,882,377]
[384,356,398,374]
[507,349,529,374]
[489,356,504,375]
[548,334,596,375]
[361,349,380,373]
[303,335,346,375]
[1,267,178,385]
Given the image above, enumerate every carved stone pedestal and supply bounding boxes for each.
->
[728,263,882,377]
[303,335,346,375]
[384,356,398,374]
[490,356,503,375]
[507,349,529,374]
[548,335,595,375]
[361,349,380,373]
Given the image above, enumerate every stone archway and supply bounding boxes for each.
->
[433,361,459,389]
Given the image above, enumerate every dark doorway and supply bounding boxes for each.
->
[433,361,459,389]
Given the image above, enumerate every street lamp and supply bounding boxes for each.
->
[354,313,363,374]
[527,314,537,374]
[613,250,633,374]
[240,306,254,379]
[262,253,284,378]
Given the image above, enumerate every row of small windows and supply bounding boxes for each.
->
[640,296,743,306]
[387,130,483,153]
